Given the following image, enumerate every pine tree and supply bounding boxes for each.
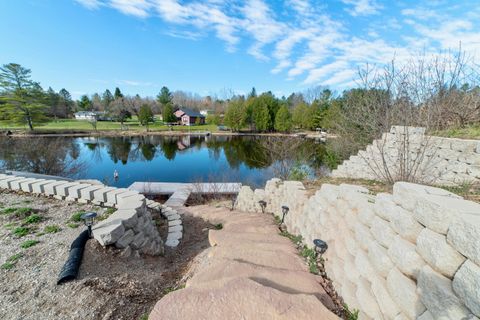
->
[274,105,292,132]
[253,103,270,132]
[0,63,48,130]
[102,89,114,111]
[162,102,176,123]
[114,87,123,99]
[138,104,154,131]
[224,98,246,132]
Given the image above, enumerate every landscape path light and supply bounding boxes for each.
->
[81,212,97,238]
[313,239,328,255]
[280,205,289,225]
[258,200,267,213]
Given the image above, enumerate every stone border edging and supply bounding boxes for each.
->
[0,173,177,255]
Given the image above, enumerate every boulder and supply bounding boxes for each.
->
[130,231,146,250]
[115,229,135,249]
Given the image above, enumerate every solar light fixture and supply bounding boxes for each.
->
[313,239,328,254]
[280,205,289,224]
[258,200,267,213]
[81,212,97,238]
[231,195,236,211]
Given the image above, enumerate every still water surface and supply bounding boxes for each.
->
[0,135,329,188]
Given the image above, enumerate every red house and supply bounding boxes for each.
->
[174,108,206,126]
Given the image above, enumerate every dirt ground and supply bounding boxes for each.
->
[0,189,213,320]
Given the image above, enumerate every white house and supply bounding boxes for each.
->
[74,111,98,120]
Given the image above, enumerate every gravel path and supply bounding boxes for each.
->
[0,190,212,320]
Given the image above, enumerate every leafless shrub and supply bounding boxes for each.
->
[0,137,87,178]
[335,48,479,184]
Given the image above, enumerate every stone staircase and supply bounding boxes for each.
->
[149,205,338,320]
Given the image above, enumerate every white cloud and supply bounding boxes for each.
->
[341,0,382,16]
[75,0,480,90]
[109,0,152,18]
[75,0,102,10]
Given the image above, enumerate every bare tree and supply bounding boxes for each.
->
[335,48,479,184]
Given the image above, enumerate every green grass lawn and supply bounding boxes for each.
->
[0,118,219,133]
[435,124,480,140]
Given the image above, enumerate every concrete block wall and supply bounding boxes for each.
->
[331,126,480,186]
[237,179,480,319]
[0,173,167,256]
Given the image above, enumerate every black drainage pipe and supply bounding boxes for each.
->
[57,230,90,285]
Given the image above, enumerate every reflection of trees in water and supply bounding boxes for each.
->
[0,137,86,178]
[107,137,132,164]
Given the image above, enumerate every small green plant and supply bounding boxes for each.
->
[15,207,36,218]
[213,223,223,230]
[1,253,23,270]
[1,262,14,270]
[279,230,303,246]
[70,211,85,222]
[21,240,39,249]
[139,315,148,320]
[106,207,116,215]
[23,214,42,224]
[67,222,80,229]
[3,222,17,230]
[288,164,309,181]
[44,225,61,233]
[344,304,359,320]
[274,215,281,224]
[1,207,17,215]
[13,227,30,237]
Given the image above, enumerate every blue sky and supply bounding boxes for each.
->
[0,0,479,99]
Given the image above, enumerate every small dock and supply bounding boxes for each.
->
[128,182,242,207]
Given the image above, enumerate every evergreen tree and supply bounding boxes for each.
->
[157,86,172,106]
[0,63,48,130]
[224,98,246,132]
[102,89,114,111]
[58,88,73,118]
[46,87,60,120]
[253,103,270,132]
[138,104,154,131]
[114,87,123,99]
[248,87,257,98]
[292,102,309,129]
[77,95,92,111]
[162,103,176,123]
[274,105,292,132]
[157,86,175,123]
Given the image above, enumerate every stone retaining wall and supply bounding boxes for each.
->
[0,173,165,256]
[236,179,480,319]
[331,126,480,186]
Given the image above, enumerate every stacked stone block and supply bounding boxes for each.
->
[0,173,165,256]
[236,178,480,319]
[332,126,480,186]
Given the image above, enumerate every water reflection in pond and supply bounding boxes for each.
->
[0,135,333,188]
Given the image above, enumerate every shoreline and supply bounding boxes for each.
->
[2,129,334,139]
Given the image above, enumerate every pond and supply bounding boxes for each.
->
[0,135,332,188]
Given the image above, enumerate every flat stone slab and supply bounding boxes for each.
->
[9,178,36,190]
[66,183,92,199]
[168,219,182,227]
[167,213,181,221]
[165,239,180,247]
[20,179,46,192]
[80,185,104,201]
